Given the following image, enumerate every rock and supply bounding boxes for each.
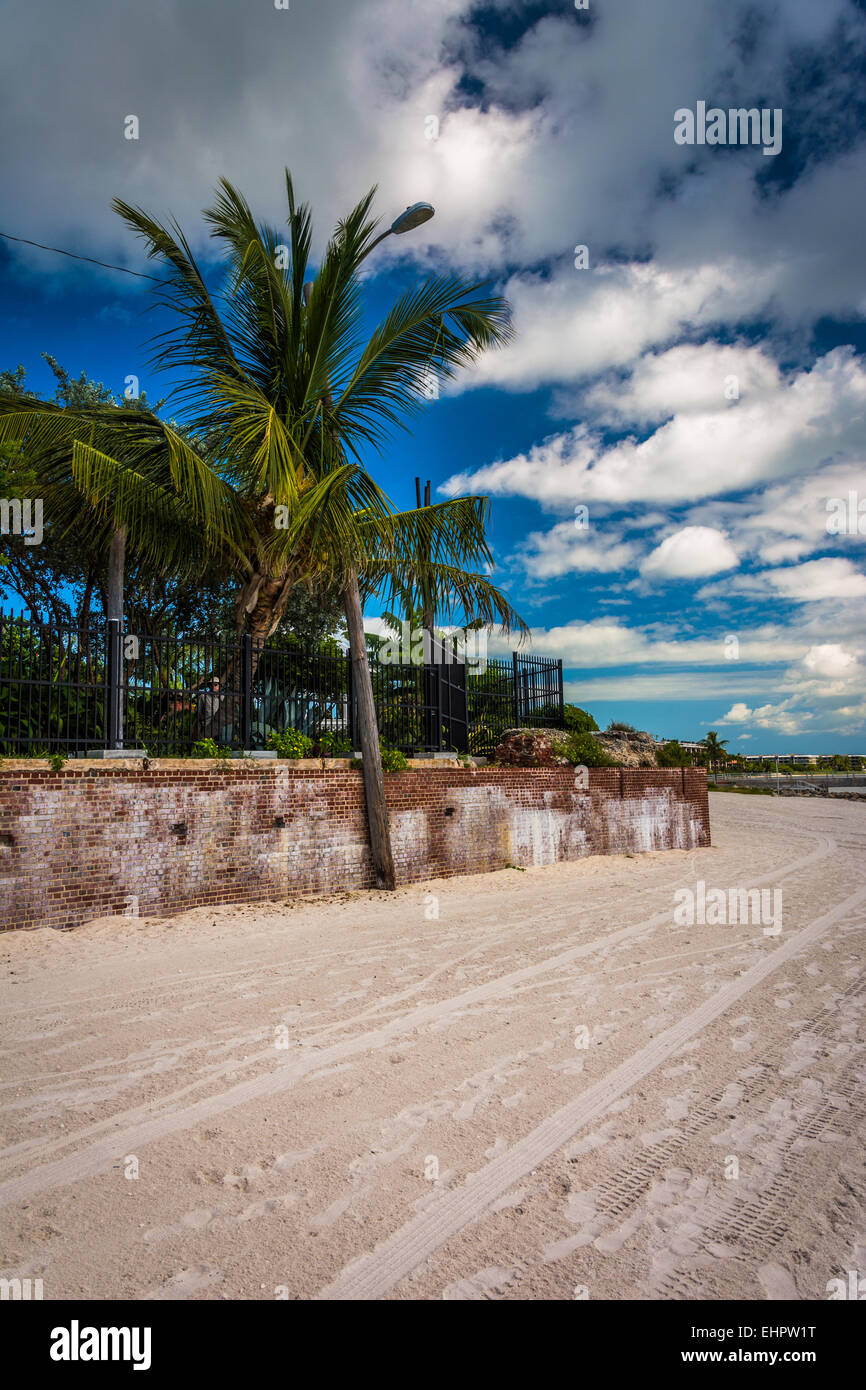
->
[493,725,663,768]
[492,728,574,767]
[594,729,659,768]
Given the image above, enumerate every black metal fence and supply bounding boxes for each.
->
[0,610,564,758]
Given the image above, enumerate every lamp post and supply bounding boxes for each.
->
[304,202,435,890]
[360,203,435,262]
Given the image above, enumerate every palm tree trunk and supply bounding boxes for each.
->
[343,571,396,891]
[107,526,125,624]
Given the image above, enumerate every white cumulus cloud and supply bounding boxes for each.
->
[640,526,739,580]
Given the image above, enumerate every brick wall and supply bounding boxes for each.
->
[0,762,710,931]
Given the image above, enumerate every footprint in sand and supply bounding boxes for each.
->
[222,1165,265,1190]
[143,1209,216,1242]
[274,1146,320,1173]
[758,1263,800,1300]
[665,1090,697,1123]
[442,1265,521,1299]
[144,1265,224,1299]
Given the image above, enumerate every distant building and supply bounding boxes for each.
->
[654,738,708,767]
[741,753,859,766]
[652,742,864,770]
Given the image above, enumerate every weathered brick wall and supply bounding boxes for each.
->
[0,763,709,930]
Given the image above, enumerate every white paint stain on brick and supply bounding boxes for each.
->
[391,809,430,868]
[8,771,708,930]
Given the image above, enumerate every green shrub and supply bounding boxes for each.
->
[318,731,353,759]
[656,739,691,768]
[267,728,314,760]
[348,741,410,772]
[562,731,617,767]
[606,720,637,735]
[535,703,599,734]
[468,722,498,755]
[192,737,232,760]
[561,704,599,733]
[380,741,409,772]
[48,752,66,771]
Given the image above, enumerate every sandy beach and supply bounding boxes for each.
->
[1,794,864,1301]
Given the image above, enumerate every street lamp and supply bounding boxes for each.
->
[359,202,435,263]
[390,202,435,234]
[304,201,435,299]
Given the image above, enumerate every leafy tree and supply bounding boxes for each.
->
[656,739,691,768]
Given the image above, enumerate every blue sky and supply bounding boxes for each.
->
[2,0,865,751]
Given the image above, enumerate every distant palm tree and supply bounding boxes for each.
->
[702,730,729,773]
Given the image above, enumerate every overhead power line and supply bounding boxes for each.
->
[0,230,165,282]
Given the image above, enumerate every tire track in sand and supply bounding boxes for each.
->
[0,832,837,1209]
[0,866,702,1173]
[317,878,866,1300]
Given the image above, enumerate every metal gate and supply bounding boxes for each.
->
[438,659,468,753]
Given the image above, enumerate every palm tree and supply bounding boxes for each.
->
[702,730,729,775]
[0,367,172,626]
[0,174,523,888]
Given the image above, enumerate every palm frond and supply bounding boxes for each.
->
[259,461,394,584]
[356,496,495,574]
[70,442,217,577]
[111,197,251,413]
[301,185,380,410]
[372,560,528,639]
[332,278,512,449]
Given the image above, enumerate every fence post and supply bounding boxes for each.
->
[557,658,564,726]
[240,634,253,750]
[105,618,123,750]
[435,663,446,753]
[512,652,519,727]
[346,650,356,749]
